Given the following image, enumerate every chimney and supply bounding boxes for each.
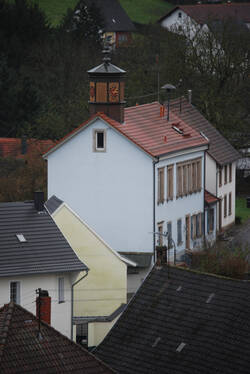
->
[188,90,192,104]
[34,191,44,212]
[36,290,51,325]
[88,37,126,123]
[156,245,168,266]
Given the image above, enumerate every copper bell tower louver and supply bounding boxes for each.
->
[88,38,126,123]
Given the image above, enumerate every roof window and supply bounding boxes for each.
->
[176,342,186,352]
[206,293,215,304]
[16,233,26,242]
[200,131,209,141]
[172,125,183,135]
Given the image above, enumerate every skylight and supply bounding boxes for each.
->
[206,293,215,304]
[16,234,26,243]
[200,131,209,141]
[176,342,186,352]
[172,125,183,135]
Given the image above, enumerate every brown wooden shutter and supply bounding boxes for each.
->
[197,159,202,191]
[167,165,173,200]
[96,82,107,102]
[188,164,192,193]
[224,165,227,184]
[183,165,187,195]
[177,166,182,197]
[224,194,227,217]
[229,163,232,183]
[229,192,232,215]
[109,82,119,103]
[192,162,197,192]
[89,82,95,102]
[158,168,164,203]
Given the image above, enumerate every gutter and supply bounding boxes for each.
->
[153,157,160,263]
[71,270,89,340]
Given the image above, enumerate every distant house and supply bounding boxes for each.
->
[170,97,240,233]
[45,195,135,348]
[0,192,87,338]
[76,0,136,48]
[158,3,250,37]
[96,251,250,374]
[0,302,114,373]
[0,137,54,159]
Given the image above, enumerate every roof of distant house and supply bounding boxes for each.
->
[96,265,250,374]
[80,0,136,32]
[158,3,250,25]
[0,302,114,373]
[0,200,87,277]
[0,138,54,159]
[170,97,240,165]
[205,189,219,205]
[44,102,209,159]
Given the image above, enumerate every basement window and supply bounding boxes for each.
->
[16,233,26,242]
[93,129,106,152]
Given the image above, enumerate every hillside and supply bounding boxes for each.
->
[15,0,173,26]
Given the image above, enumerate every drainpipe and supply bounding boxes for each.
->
[153,158,160,263]
[203,154,206,243]
[71,270,89,340]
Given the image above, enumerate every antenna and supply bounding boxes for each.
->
[36,288,42,340]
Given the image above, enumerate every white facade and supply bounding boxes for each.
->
[205,153,217,195]
[47,118,154,254]
[0,271,79,338]
[160,9,201,39]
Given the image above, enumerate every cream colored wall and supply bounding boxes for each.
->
[52,205,127,319]
[88,315,120,347]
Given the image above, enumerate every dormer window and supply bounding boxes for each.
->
[16,234,26,242]
[93,129,106,152]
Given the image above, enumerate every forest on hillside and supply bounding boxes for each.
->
[0,0,249,200]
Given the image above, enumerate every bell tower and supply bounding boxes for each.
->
[88,39,126,123]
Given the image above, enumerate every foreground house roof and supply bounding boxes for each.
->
[96,265,250,374]
[0,200,87,277]
[159,3,250,25]
[44,102,208,159]
[0,138,54,159]
[0,302,113,373]
[170,98,240,166]
[80,0,135,32]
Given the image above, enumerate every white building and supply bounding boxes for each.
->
[0,193,87,338]
[44,56,213,293]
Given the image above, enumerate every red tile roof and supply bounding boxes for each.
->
[205,190,219,205]
[159,3,250,24]
[44,102,208,158]
[0,138,55,159]
[0,302,114,373]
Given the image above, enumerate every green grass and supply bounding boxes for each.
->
[236,197,250,224]
[7,0,173,26]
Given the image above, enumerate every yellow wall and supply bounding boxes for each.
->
[88,315,120,347]
[52,204,127,321]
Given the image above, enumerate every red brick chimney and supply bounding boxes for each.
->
[36,290,51,325]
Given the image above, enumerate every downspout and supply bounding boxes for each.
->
[203,154,206,243]
[153,158,160,263]
[71,270,89,340]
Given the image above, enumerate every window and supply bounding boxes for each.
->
[10,281,20,304]
[58,277,65,303]
[158,168,165,204]
[219,168,222,187]
[196,213,202,238]
[177,219,182,246]
[16,233,26,242]
[178,12,182,18]
[93,129,106,152]
[229,163,232,183]
[224,194,227,218]
[167,222,172,248]
[167,165,173,200]
[157,222,164,246]
[118,33,128,42]
[229,192,232,216]
[191,215,196,240]
[224,165,227,184]
[76,323,88,346]
[207,208,214,233]
[177,158,202,198]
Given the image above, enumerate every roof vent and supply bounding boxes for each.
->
[172,125,183,135]
[176,342,186,352]
[206,293,215,304]
[152,337,161,347]
[176,286,182,292]
[200,131,209,141]
[16,234,26,243]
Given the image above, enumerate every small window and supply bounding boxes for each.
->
[58,277,65,303]
[158,168,165,204]
[178,12,182,18]
[177,219,182,246]
[10,281,20,304]
[16,233,26,242]
[93,130,106,152]
[224,195,227,218]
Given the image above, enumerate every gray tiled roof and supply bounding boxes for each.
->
[0,201,87,277]
[84,0,136,32]
[96,265,250,374]
[45,195,63,215]
[170,98,240,166]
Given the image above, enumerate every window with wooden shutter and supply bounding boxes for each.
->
[229,163,232,183]
[197,160,202,191]
[219,168,222,187]
[158,168,164,204]
[177,165,182,197]
[224,165,227,184]
[224,194,227,218]
[183,165,188,195]
[167,165,173,200]
[167,222,172,248]
[188,164,192,194]
[229,192,232,215]
[192,162,197,192]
